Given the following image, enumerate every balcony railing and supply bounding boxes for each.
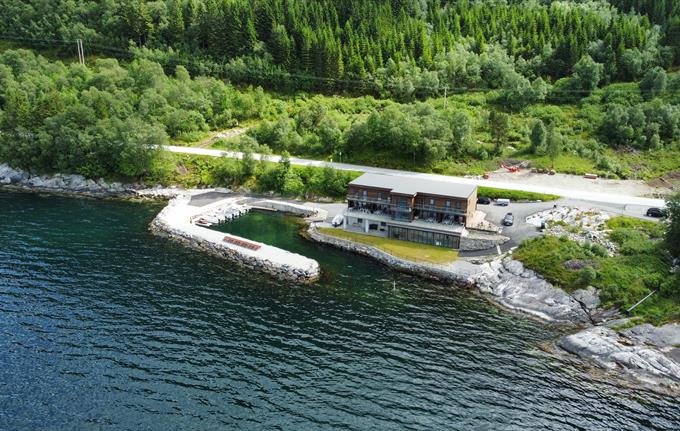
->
[413,204,466,216]
[347,195,413,210]
[347,195,391,205]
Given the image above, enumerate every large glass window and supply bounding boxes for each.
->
[388,226,460,249]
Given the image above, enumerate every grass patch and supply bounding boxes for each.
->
[514,232,679,325]
[477,186,559,202]
[521,153,598,176]
[606,216,664,238]
[318,228,458,265]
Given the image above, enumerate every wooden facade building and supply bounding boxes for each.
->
[343,173,477,249]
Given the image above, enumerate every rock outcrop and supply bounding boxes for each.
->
[558,325,680,389]
[473,258,591,324]
[0,163,180,198]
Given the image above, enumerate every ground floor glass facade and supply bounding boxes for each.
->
[388,226,460,249]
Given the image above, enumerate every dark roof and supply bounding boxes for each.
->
[349,173,476,198]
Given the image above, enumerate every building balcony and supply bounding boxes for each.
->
[347,195,391,205]
[413,204,466,216]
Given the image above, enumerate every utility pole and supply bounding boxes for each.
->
[76,39,85,65]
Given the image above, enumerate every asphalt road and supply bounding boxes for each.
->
[165,145,666,208]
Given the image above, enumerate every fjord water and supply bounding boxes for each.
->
[1,192,679,430]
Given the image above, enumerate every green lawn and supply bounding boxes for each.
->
[318,228,458,265]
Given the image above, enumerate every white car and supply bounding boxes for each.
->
[331,214,344,227]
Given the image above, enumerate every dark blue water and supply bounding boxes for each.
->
[1,191,679,430]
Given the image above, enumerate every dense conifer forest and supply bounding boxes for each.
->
[1,0,678,96]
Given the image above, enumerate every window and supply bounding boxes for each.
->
[455,201,462,209]
[377,192,382,200]
[429,198,435,205]
[445,200,451,207]
[388,226,461,249]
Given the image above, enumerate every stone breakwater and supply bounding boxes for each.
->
[0,163,180,199]
[152,194,320,284]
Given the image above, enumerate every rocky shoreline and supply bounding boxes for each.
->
[307,223,680,392]
[557,322,680,392]
[0,163,180,199]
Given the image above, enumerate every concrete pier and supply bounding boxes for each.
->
[151,192,320,283]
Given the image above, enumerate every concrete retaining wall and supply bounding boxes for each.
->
[306,224,474,286]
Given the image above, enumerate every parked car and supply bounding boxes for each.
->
[331,214,344,227]
[502,213,514,226]
[477,196,491,205]
[646,208,666,218]
[496,198,510,206]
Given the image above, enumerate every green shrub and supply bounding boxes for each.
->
[477,187,559,201]
[514,233,677,324]
[590,243,609,257]
[609,228,655,255]
[606,216,664,238]
[577,266,597,286]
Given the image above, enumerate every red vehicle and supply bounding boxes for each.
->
[501,163,521,173]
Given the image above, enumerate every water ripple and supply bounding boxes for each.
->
[1,191,679,430]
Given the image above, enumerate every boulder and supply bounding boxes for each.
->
[84,178,99,191]
[503,259,524,276]
[109,182,124,192]
[571,286,601,311]
[28,176,47,188]
[622,323,680,348]
[0,165,29,184]
[64,174,87,190]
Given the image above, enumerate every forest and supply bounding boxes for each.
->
[0,49,358,196]
[0,0,679,194]
[1,0,679,98]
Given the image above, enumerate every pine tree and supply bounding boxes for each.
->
[166,0,185,45]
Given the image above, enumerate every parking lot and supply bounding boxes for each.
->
[475,197,662,252]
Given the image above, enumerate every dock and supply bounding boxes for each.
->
[151,191,320,283]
